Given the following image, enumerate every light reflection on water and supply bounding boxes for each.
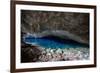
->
[23,35,89,49]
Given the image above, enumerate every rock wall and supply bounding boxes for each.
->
[21,10,89,44]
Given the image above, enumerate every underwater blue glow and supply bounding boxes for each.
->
[23,35,89,49]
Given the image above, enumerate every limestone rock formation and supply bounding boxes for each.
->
[21,10,89,44]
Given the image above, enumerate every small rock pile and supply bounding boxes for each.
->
[38,48,89,62]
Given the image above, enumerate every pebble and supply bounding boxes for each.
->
[38,47,89,62]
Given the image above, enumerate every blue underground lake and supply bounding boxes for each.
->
[23,35,89,49]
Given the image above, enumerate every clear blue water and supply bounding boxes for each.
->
[23,35,89,49]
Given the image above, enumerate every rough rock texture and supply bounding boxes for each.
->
[21,46,89,62]
[38,48,89,62]
[21,10,89,43]
[21,45,43,62]
[21,10,90,62]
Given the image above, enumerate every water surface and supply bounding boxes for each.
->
[23,35,89,49]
